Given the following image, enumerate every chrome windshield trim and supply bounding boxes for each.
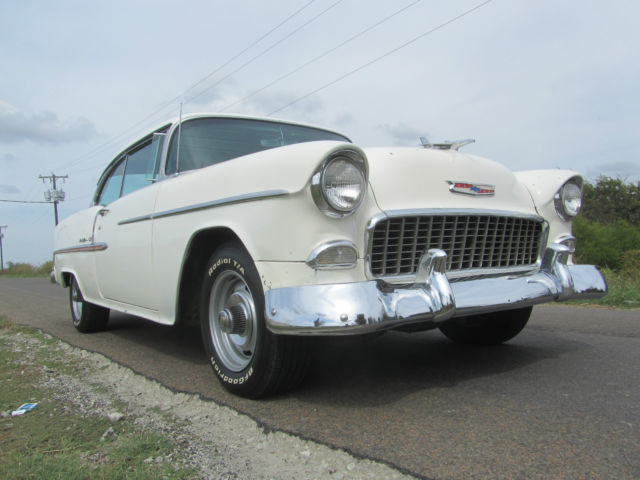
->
[54,242,108,255]
[118,189,289,225]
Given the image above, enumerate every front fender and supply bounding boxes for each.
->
[514,169,582,245]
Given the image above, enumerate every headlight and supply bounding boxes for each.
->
[322,157,365,212]
[554,178,583,220]
[312,150,367,217]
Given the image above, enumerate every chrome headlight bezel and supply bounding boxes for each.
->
[311,149,368,218]
[554,177,583,221]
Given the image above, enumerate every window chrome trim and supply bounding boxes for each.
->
[118,189,289,226]
[364,208,549,282]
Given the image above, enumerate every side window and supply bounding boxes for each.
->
[98,160,125,205]
[121,141,154,197]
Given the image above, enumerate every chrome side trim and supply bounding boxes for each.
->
[118,189,289,225]
[265,244,607,335]
[54,243,108,255]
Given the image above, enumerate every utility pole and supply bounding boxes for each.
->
[39,173,68,226]
[0,225,6,271]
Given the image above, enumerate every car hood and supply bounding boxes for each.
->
[364,147,537,216]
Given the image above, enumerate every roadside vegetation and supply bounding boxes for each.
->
[572,176,640,308]
[0,316,196,479]
[0,260,53,277]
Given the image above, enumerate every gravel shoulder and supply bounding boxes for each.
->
[1,322,415,480]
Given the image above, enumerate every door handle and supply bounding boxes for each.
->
[98,208,110,216]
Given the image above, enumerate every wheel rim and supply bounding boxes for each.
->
[208,270,257,372]
[70,280,83,326]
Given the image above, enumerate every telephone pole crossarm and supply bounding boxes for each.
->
[39,173,68,226]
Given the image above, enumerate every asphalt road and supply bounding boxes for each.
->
[1,277,639,479]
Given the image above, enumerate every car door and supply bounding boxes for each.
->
[92,137,162,310]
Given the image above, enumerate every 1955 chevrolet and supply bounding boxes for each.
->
[53,114,607,398]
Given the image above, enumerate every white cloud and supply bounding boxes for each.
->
[0,101,97,145]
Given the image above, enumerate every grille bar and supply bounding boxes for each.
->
[369,214,543,277]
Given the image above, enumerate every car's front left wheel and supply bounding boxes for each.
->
[200,244,311,398]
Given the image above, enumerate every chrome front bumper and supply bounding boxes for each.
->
[265,244,607,335]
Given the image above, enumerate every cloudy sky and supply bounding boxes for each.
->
[1,0,638,264]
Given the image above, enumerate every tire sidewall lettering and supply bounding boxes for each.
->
[208,257,245,277]
[209,355,254,385]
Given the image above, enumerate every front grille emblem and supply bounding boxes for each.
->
[448,181,495,196]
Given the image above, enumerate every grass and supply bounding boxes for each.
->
[0,318,196,479]
[0,261,52,278]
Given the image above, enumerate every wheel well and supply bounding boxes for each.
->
[61,272,72,288]
[176,227,244,326]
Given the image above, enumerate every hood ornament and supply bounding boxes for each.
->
[448,181,495,196]
[420,136,475,151]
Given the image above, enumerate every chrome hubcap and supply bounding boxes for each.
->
[208,270,257,372]
[71,281,83,325]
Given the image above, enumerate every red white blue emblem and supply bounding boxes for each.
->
[448,181,495,196]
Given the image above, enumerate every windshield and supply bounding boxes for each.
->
[165,117,350,174]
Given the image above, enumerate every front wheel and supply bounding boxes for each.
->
[200,244,311,398]
[69,276,109,333]
[438,306,532,345]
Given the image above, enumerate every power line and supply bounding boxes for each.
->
[268,0,493,116]
[184,0,345,105]
[221,0,422,112]
[177,0,318,104]
[53,1,319,174]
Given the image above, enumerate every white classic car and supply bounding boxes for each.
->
[53,113,607,398]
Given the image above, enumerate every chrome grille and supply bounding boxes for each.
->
[369,214,543,276]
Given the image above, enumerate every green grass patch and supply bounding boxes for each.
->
[0,320,196,480]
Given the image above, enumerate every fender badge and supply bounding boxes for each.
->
[448,181,495,196]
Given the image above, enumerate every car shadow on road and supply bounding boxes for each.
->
[290,328,589,408]
[97,311,590,410]
[104,312,208,366]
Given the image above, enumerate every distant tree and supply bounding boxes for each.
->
[581,176,640,227]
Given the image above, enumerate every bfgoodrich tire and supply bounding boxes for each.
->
[438,306,533,346]
[69,276,109,333]
[200,244,311,398]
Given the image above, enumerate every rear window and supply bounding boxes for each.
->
[165,117,350,174]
